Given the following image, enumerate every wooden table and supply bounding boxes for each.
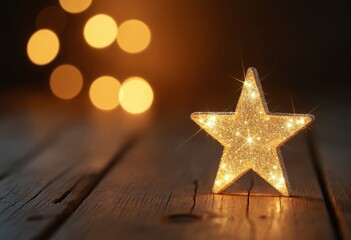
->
[0,101,350,240]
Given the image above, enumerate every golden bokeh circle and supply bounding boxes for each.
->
[84,14,118,48]
[59,0,92,14]
[116,20,151,53]
[119,77,154,114]
[89,76,121,110]
[27,29,60,65]
[50,64,83,99]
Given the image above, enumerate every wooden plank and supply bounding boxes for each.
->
[0,112,146,239]
[0,110,70,178]
[312,105,351,240]
[52,117,335,240]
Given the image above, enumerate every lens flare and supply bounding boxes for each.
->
[89,76,121,110]
[59,0,92,14]
[50,64,83,99]
[116,19,151,53]
[119,77,154,114]
[84,14,118,48]
[27,29,60,65]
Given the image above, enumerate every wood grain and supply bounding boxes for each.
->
[52,117,335,240]
[312,104,351,240]
[0,112,148,239]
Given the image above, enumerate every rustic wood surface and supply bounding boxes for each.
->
[0,104,349,240]
[312,104,351,240]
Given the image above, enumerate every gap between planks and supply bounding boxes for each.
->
[34,136,138,240]
[307,134,343,240]
[308,104,351,240]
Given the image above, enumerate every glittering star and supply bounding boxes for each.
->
[191,67,314,196]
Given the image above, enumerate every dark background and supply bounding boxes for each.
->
[1,0,351,113]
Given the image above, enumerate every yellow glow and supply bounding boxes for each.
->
[89,76,121,110]
[59,0,92,14]
[297,118,305,124]
[116,20,151,53]
[84,14,118,48]
[119,77,154,114]
[50,64,83,99]
[191,67,314,196]
[27,29,60,65]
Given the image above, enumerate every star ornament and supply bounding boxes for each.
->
[191,67,314,196]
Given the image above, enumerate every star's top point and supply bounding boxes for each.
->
[236,67,268,116]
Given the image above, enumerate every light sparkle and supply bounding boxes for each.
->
[191,67,314,196]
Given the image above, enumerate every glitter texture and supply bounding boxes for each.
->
[191,67,314,196]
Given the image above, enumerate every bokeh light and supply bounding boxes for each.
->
[27,29,60,65]
[89,76,121,110]
[59,0,92,14]
[36,6,66,34]
[84,14,118,49]
[50,64,83,99]
[117,20,151,53]
[119,77,154,114]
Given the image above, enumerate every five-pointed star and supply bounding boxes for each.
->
[191,67,314,196]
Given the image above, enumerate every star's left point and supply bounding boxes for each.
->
[191,112,235,146]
